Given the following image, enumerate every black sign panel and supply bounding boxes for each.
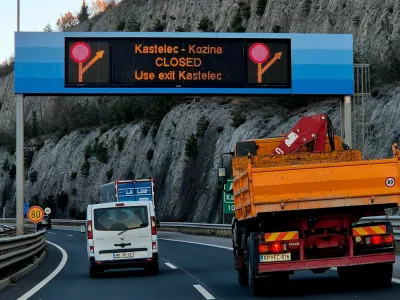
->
[66,40,110,85]
[65,38,291,88]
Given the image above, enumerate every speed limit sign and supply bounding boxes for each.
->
[27,206,44,223]
[385,177,396,188]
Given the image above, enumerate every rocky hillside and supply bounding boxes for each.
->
[1,0,400,221]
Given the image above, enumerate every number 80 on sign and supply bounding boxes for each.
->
[27,206,44,223]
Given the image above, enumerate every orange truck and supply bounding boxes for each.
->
[218,113,399,296]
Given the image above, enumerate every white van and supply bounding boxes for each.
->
[86,200,160,278]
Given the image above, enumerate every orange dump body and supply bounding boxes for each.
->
[232,136,400,221]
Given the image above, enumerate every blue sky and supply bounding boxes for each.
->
[0,0,84,61]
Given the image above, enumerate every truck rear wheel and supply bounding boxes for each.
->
[247,233,262,296]
[238,264,248,286]
[372,263,393,288]
[232,220,247,286]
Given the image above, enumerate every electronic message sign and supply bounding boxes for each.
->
[14,32,354,95]
[65,38,291,88]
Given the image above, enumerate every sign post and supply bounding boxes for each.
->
[27,206,44,233]
[222,179,234,224]
[15,0,24,236]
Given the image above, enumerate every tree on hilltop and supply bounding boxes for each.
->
[91,0,116,15]
[56,11,78,31]
[78,0,90,23]
[43,23,53,32]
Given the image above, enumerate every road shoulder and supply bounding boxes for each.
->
[0,239,62,300]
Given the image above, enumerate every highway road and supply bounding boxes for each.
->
[1,229,400,300]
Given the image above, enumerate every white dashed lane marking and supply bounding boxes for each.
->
[193,284,215,300]
[165,262,177,269]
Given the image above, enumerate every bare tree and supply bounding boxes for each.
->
[56,11,78,31]
[90,0,116,15]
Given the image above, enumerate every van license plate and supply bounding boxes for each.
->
[113,252,134,259]
[259,253,291,262]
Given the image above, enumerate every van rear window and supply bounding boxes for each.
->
[93,206,149,231]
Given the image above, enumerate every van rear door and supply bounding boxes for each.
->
[92,202,153,261]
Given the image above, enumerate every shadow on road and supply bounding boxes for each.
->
[90,268,171,279]
[254,276,393,298]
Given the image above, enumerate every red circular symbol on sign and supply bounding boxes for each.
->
[249,43,270,64]
[70,42,91,63]
[385,177,396,187]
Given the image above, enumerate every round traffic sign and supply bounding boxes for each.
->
[27,206,44,223]
[70,41,91,63]
[44,207,52,215]
[249,43,270,64]
[385,177,396,188]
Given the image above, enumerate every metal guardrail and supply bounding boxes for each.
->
[2,216,400,241]
[0,225,16,238]
[0,230,46,274]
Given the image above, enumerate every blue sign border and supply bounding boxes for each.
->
[14,32,354,96]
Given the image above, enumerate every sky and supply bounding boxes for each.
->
[0,0,85,61]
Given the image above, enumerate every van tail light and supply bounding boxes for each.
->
[87,220,93,239]
[152,242,156,250]
[90,246,94,253]
[151,217,157,235]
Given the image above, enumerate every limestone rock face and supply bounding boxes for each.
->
[1,0,400,221]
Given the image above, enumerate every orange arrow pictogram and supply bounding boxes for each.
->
[78,50,105,83]
[257,52,283,83]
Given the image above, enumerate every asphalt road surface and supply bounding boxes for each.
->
[1,229,399,300]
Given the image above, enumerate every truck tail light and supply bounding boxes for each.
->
[151,217,157,235]
[258,242,287,253]
[370,235,381,245]
[365,234,393,245]
[258,244,268,253]
[385,234,394,243]
[271,242,283,252]
[87,220,93,239]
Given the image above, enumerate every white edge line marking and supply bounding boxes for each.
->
[193,284,215,300]
[159,238,400,285]
[165,262,177,269]
[17,241,68,300]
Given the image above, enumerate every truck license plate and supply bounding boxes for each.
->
[259,253,291,262]
[113,252,134,259]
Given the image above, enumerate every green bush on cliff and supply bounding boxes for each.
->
[185,134,198,159]
[256,0,268,16]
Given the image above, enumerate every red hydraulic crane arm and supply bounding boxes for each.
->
[272,113,334,155]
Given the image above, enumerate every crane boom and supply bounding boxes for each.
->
[272,113,335,155]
